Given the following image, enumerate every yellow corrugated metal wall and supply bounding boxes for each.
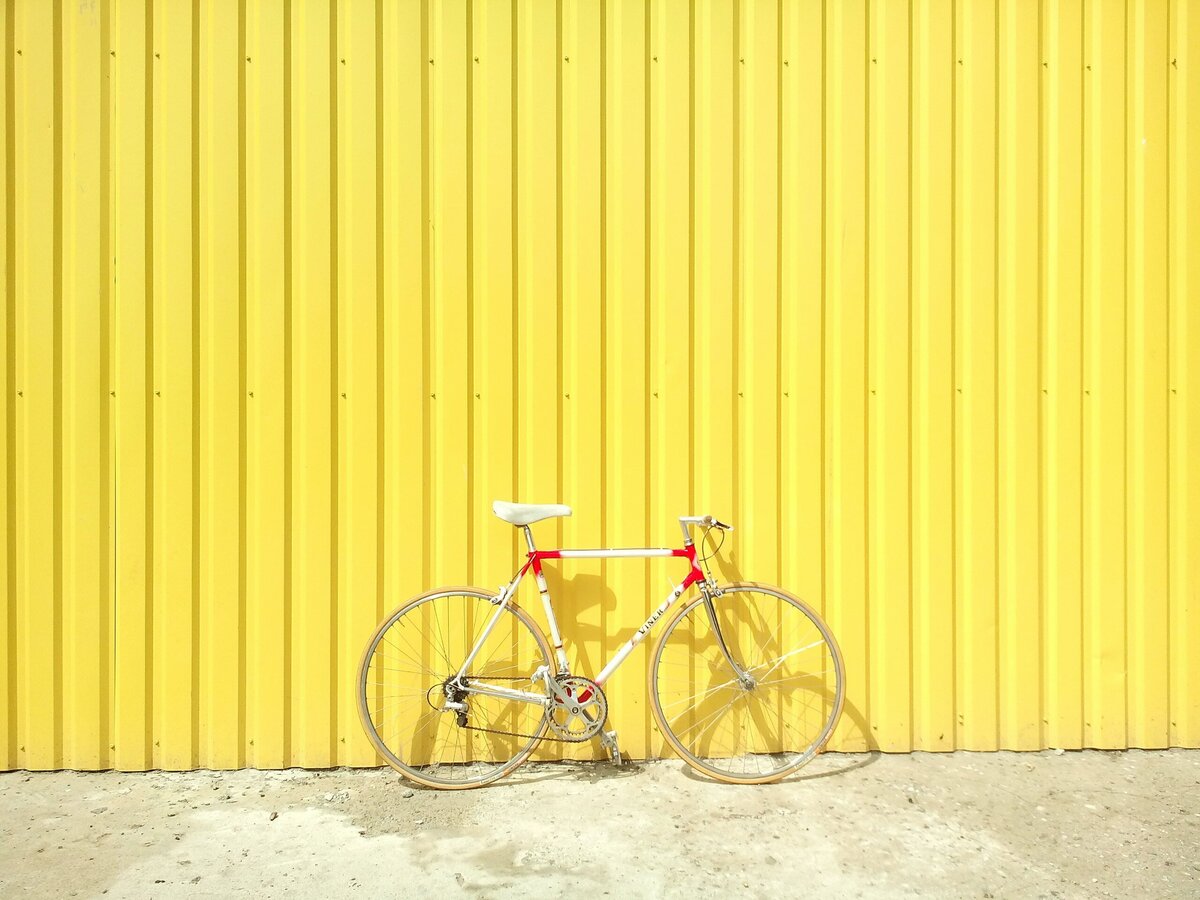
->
[2,0,1198,771]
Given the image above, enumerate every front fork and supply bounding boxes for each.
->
[700,582,756,689]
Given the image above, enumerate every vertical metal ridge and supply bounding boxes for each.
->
[554,0,564,539]
[1120,0,1131,749]
[730,0,739,527]
[1080,0,1089,748]
[905,0,916,745]
[464,0,475,584]
[96,0,114,769]
[819,0,828,627]
[189,0,202,767]
[991,0,1001,752]
[1035,0,1047,750]
[235,0,247,766]
[688,0,696,523]
[949,0,960,749]
[861,0,872,739]
[51,0,65,767]
[773,0,783,579]
[327,0,340,762]
[281,0,294,764]
[598,0,607,548]
[1163,0,1174,745]
[642,0,650,560]
[142,0,156,765]
[509,0,518,550]
[374,0,385,632]
[4,0,17,767]
[419,0,430,593]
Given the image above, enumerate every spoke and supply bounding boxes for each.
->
[749,640,827,680]
[670,688,746,741]
[657,672,746,711]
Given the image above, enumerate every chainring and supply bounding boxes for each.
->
[545,675,607,741]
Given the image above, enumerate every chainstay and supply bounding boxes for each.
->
[455,676,594,744]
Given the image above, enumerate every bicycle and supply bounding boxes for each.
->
[356,502,846,789]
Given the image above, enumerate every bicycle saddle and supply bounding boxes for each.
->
[492,500,573,526]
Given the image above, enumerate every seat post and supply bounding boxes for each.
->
[522,525,537,553]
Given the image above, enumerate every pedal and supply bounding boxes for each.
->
[599,729,623,765]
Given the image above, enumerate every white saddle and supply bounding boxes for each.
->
[492,500,573,527]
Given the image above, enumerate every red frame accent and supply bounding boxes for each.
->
[529,545,705,589]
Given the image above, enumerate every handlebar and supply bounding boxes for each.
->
[678,515,734,542]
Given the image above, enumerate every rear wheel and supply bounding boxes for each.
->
[649,582,845,784]
[356,587,554,789]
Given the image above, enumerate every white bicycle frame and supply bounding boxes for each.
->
[452,516,729,708]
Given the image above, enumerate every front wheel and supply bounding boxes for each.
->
[648,582,845,784]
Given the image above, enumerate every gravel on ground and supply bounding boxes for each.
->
[1,749,1197,898]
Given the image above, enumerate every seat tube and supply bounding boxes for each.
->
[526,527,570,673]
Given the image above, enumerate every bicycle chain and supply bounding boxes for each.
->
[453,676,596,744]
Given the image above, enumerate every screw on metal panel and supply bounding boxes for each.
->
[340,59,346,65]
[110,50,116,57]
[1171,58,1177,68]
[246,57,251,62]
[248,391,253,397]
[110,391,115,397]
[872,57,877,64]
[1043,61,1048,67]
[564,56,569,62]
[155,52,160,59]
[957,59,963,65]
[474,57,480,63]
[155,390,161,396]
[429,58,434,64]
[341,392,346,398]
[16,390,22,397]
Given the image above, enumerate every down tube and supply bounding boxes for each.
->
[595,572,702,687]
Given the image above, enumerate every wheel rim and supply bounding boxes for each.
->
[358,590,552,788]
[651,584,844,782]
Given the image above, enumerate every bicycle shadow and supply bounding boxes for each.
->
[672,694,880,784]
[670,530,881,782]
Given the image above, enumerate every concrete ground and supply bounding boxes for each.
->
[0,750,1197,899]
